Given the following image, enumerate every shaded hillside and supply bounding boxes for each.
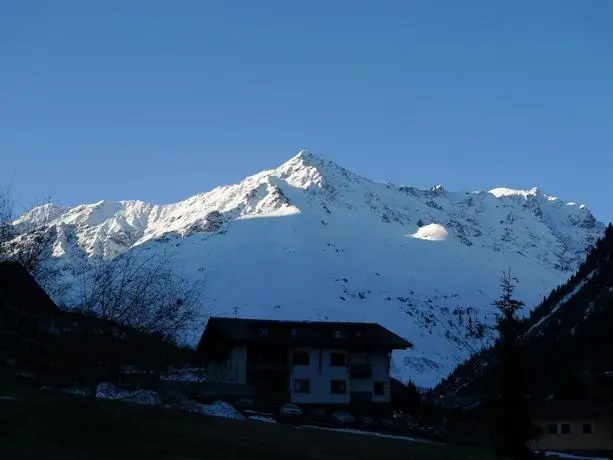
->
[438,223,613,397]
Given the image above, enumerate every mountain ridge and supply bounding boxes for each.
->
[9,150,606,387]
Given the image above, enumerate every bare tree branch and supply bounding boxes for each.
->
[0,185,15,250]
[69,248,205,402]
[0,186,68,298]
[74,250,203,340]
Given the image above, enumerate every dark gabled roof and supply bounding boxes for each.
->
[197,317,413,351]
[0,261,60,315]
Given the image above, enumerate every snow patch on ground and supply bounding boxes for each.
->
[199,400,245,420]
[96,383,161,405]
[50,383,160,406]
[61,387,89,396]
[300,425,442,444]
[542,451,611,460]
[52,383,161,405]
[160,368,207,383]
[410,223,449,241]
[248,415,278,423]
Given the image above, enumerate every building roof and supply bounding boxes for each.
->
[0,261,60,315]
[535,399,613,419]
[197,317,413,353]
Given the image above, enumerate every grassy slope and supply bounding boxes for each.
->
[0,389,494,460]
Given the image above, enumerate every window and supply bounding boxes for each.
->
[293,350,310,366]
[259,327,268,336]
[561,423,572,435]
[582,423,593,434]
[330,352,346,367]
[547,424,558,435]
[373,382,385,396]
[330,380,347,394]
[333,330,349,339]
[293,379,310,393]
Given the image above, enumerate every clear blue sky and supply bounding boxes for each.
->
[1,0,612,222]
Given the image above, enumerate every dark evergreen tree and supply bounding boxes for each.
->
[405,380,422,413]
[490,270,539,460]
[390,379,423,415]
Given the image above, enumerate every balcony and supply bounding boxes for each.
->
[247,358,288,371]
[349,364,372,378]
[248,362,288,371]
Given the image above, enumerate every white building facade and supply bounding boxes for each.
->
[289,347,391,404]
[198,318,411,408]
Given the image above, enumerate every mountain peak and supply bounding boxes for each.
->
[294,148,318,161]
[13,202,67,227]
[271,149,360,191]
[278,149,329,170]
[488,186,542,199]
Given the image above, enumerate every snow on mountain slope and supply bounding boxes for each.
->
[12,150,605,387]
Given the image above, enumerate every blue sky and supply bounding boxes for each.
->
[1,0,612,222]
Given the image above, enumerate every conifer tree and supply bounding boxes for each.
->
[491,270,539,460]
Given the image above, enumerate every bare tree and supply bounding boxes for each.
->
[0,186,16,250]
[0,186,67,298]
[67,249,203,402]
[1,186,51,265]
[75,250,202,340]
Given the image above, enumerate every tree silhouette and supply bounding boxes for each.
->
[490,270,539,459]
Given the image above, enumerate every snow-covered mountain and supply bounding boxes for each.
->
[12,150,605,387]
